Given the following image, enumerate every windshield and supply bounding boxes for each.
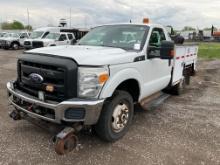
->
[78,25,149,50]
[30,31,44,39]
[45,33,60,40]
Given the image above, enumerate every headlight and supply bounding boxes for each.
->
[78,66,109,98]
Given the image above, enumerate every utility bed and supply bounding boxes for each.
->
[172,44,198,85]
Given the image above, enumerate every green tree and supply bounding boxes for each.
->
[1,20,26,30]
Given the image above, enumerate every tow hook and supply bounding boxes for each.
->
[54,126,82,155]
[9,110,21,120]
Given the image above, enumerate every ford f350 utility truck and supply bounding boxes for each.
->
[30,32,75,49]
[7,23,198,155]
[1,32,30,50]
[23,27,62,50]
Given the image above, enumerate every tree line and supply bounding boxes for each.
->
[1,20,32,30]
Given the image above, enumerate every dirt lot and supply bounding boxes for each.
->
[0,49,219,165]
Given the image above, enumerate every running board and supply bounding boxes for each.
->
[140,92,170,111]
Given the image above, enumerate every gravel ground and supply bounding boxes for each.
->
[0,49,219,165]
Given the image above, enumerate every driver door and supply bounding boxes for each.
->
[19,33,29,46]
[142,28,172,97]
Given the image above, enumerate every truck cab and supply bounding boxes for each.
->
[7,23,198,154]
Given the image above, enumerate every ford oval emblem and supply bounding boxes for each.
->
[29,73,44,84]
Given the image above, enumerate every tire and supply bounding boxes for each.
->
[172,77,186,95]
[94,90,134,142]
[11,42,19,50]
[185,75,190,85]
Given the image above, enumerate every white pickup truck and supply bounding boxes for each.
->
[7,23,198,154]
[23,27,62,50]
[30,32,75,49]
[1,32,30,50]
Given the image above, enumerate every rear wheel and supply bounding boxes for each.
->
[172,77,186,95]
[94,90,134,142]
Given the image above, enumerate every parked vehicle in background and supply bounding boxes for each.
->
[1,32,30,50]
[0,32,8,48]
[31,32,75,49]
[0,32,7,37]
[61,28,89,41]
[7,22,198,155]
[24,27,62,50]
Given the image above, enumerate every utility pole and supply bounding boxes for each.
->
[69,8,72,28]
[27,8,30,31]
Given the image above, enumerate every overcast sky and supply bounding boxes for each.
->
[0,0,219,30]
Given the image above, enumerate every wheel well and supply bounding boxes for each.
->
[11,41,20,46]
[115,79,140,102]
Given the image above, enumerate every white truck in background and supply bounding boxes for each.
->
[24,27,62,49]
[30,32,75,48]
[7,23,198,155]
[1,32,30,50]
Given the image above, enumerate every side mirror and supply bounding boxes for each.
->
[160,41,174,59]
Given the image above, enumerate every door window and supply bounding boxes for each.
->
[59,34,67,41]
[67,34,74,40]
[20,33,29,39]
[148,28,166,57]
[149,28,166,47]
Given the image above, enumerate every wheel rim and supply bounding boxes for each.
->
[13,44,18,49]
[112,102,129,133]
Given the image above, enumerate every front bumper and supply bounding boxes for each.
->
[23,45,32,49]
[7,82,104,125]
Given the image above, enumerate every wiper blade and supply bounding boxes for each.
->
[100,45,127,50]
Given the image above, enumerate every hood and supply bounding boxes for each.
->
[35,38,55,43]
[26,45,139,65]
[3,37,18,41]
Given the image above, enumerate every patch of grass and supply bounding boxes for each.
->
[198,42,220,59]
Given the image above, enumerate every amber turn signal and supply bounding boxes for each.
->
[99,73,109,84]
[170,50,175,57]
[46,84,54,92]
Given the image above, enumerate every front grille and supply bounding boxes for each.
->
[0,40,6,45]
[24,41,31,45]
[32,41,43,48]
[17,54,78,102]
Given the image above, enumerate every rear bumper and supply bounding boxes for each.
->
[7,81,104,125]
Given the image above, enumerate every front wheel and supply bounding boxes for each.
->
[12,43,19,50]
[94,90,134,142]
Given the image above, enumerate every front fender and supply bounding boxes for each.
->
[99,68,143,99]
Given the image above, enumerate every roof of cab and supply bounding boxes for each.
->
[93,23,165,29]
